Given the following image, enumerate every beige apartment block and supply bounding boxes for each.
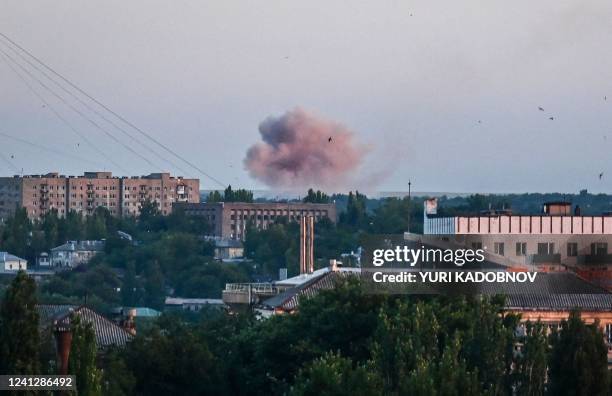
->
[0,172,199,221]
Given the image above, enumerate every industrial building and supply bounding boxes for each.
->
[420,198,612,290]
[175,201,337,240]
[0,171,199,221]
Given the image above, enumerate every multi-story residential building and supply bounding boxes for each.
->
[0,172,199,220]
[175,201,337,240]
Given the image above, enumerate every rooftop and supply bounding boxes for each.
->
[37,305,132,348]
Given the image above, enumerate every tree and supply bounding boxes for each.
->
[303,189,330,204]
[1,208,31,259]
[144,261,165,310]
[0,271,40,375]
[122,261,138,307]
[548,310,610,396]
[515,321,548,396]
[289,352,380,396]
[340,191,369,229]
[69,315,102,396]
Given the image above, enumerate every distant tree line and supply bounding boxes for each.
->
[206,185,254,203]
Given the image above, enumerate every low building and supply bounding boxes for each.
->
[175,201,337,240]
[214,238,244,260]
[164,297,225,312]
[50,240,105,269]
[0,251,27,271]
[37,252,50,267]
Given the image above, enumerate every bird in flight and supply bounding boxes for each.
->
[599,172,604,180]
[477,120,482,124]
[549,117,554,121]
[328,137,333,142]
[538,106,544,111]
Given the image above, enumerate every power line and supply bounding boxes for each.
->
[0,130,105,167]
[0,50,129,173]
[0,46,164,172]
[0,32,226,188]
[0,37,193,178]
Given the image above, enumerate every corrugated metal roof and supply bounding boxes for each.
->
[262,270,612,313]
[0,251,26,262]
[37,305,132,348]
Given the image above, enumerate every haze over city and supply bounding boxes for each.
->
[1,1,612,194]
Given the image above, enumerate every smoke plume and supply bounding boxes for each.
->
[244,108,367,190]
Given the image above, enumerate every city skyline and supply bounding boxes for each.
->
[2,1,612,194]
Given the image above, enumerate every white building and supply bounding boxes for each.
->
[0,252,27,271]
[50,240,105,269]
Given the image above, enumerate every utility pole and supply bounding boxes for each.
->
[407,179,412,233]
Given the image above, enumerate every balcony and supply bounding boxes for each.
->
[528,253,561,264]
[577,254,612,265]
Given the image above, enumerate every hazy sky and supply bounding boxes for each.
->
[1,1,612,194]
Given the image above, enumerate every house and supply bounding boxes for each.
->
[50,240,105,269]
[37,304,133,374]
[0,251,27,271]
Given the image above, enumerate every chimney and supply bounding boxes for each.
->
[299,216,314,274]
[121,308,137,335]
[54,329,72,375]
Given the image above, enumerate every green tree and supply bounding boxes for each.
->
[144,261,165,310]
[303,189,330,204]
[289,352,380,396]
[69,315,102,396]
[1,208,31,258]
[548,310,610,396]
[340,191,369,229]
[0,271,40,375]
[515,321,548,396]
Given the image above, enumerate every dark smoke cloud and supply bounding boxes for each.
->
[244,108,367,190]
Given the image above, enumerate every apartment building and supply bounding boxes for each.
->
[0,172,199,220]
[176,201,337,240]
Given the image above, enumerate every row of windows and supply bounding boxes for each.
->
[475,242,610,257]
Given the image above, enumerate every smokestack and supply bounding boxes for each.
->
[300,216,314,275]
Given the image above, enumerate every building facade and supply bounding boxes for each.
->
[0,172,199,221]
[0,252,27,271]
[50,240,105,269]
[421,199,612,290]
[176,201,337,240]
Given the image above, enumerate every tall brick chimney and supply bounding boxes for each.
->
[300,216,314,274]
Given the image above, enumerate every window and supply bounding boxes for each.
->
[471,242,482,250]
[537,243,554,255]
[567,243,578,257]
[591,242,608,256]
[494,242,504,256]
[516,242,527,256]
